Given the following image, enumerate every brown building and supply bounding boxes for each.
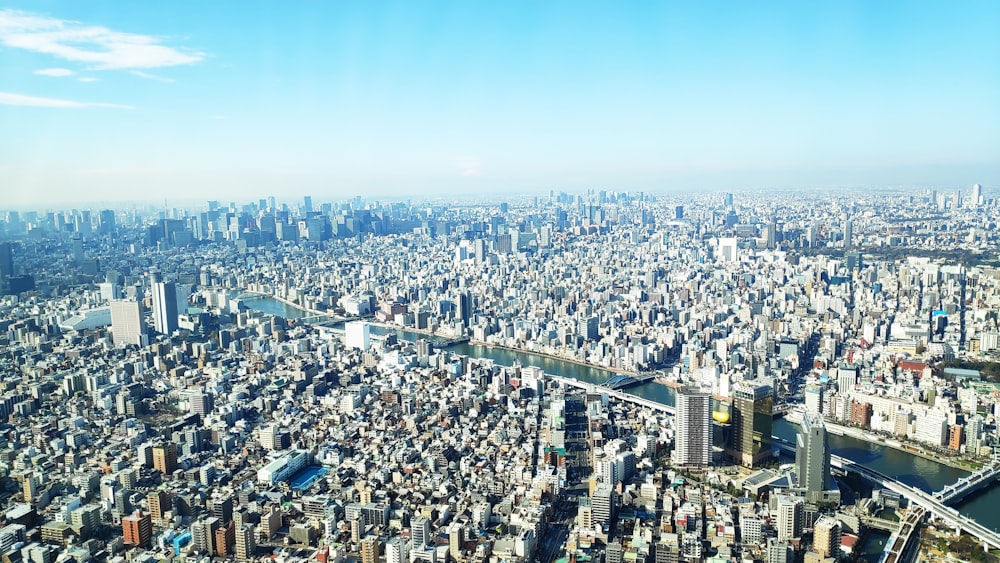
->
[215,521,236,557]
[152,443,178,475]
[148,490,169,524]
[122,511,153,548]
[360,536,381,563]
[949,425,964,451]
[849,401,873,428]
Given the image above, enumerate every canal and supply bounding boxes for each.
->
[243,296,1000,534]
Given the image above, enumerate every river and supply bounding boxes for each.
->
[243,296,1000,534]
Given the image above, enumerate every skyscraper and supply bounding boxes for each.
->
[111,299,144,347]
[730,383,773,467]
[673,387,711,467]
[0,242,12,295]
[796,412,838,504]
[152,281,178,335]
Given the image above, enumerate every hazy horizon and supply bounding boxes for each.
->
[3,2,998,207]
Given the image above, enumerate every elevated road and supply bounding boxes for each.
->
[771,440,1000,556]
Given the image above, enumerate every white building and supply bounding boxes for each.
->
[345,321,371,351]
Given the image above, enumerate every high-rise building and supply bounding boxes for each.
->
[0,242,13,294]
[717,237,738,262]
[606,540,624,563]
[804,383,823,414]
[191,516,220,555]
[152,443,178,475]
[111,299,144,346]
[147,491,169,525]
[578,315,599,340]
[411,513,431,549]
[361,536,381,563]
[730,383,773,467]
[796,413,838,504]
[189,391,213,417]
[152,281,178,334]
[813,516,841,558]
[764,222,777,249]
[775,495,803,541]
[591,483,617,533]
[766,538,794,563]
[122,511,152,548]
[971,183,983,207]
[386,536,409,563]
[673,387,711,467]
[345,321,371,351]
[235,524,256,561]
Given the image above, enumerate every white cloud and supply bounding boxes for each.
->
[456,157,482,177]
[130,70,175,83]
[0,91,132,109]
[0,9,203,70]
[78,76,99,83]
[34,67,73,77]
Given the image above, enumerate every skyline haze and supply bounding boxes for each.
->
[2,1,999,206]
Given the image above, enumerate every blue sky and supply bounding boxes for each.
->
[1,2,998,206]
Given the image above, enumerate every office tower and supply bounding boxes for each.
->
[189,392,213,417]
[673,387,711,466]
[346,321,371,350]
[796,413,836,503]
[775,495,803,541]
[0,242,11,293]
[764,222,776,249]
[211,495,234,524]
[730,383,773,467]
[813,516,841,558]
[411,514,431,549]
[843,220,853,248]
[845,251,862,272]
[836,364,857,395]
[674,205,684,219]
[724,192,734,207]
[303,196,313,213]
[971,183,983,207]
[766,538,794,563]
[591,483,617,532]
[111,300,144,347]
[122,511,152,548]
[99,209,116,234]
[152,281,178,334]
[152,443,178,475]
[457,291,473,327]
[578,315,599,340]
[717,237,738,262]
[235,524,256,561]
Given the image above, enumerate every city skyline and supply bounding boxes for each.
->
[2,2,999,206]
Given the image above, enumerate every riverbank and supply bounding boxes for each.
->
[786,410,976,473]
[466,339,640,376]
